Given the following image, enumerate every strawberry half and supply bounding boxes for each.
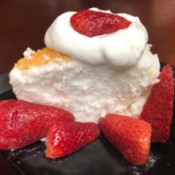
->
[46,121,100,159]
[0,99,74,150]
[70,10,131,37]
[99,114,152,165]
[140,64,174,143]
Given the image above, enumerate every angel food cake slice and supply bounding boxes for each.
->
[9,8,160,123]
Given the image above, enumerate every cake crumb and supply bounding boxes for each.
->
[23,47,35,60]
[43,54,49,61]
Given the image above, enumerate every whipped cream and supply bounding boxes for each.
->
[9,8,160,123]
[45,8,148,69]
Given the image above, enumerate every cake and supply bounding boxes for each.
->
[9,8,160,123]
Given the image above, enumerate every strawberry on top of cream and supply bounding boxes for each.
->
[10,8,160,123]
[45,8,148,70]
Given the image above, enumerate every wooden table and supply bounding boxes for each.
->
[1,0,175,74]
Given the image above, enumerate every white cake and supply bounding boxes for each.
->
[9,8,160,123]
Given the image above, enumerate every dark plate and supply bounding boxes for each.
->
[0,63,175,175]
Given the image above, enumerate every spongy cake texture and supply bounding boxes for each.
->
[10,46,160,123]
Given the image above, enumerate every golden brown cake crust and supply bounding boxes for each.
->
[15,48,70,70]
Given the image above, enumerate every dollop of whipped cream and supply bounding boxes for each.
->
[45,8,148,69]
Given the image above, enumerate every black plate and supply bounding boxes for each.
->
[0,63,175,175]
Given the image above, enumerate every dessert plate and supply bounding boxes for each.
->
[0,63,175,175]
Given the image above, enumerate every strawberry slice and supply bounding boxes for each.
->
[140,64,174,143]
[46,121,100,158]
[99,114,152,165]
[0,99,74,150]
[70,10,131,37]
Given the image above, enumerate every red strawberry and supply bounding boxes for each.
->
[0,99,74,150]
[140,64,174,143]
[46,121,100,158]
[99,114,151,165]
[70,10,131,37]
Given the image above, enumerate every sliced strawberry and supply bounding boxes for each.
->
[0,99,74,150]
[140,64,174,143]
[70,10,131,37]
[99,114,152,165]
[46,121,100,159]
